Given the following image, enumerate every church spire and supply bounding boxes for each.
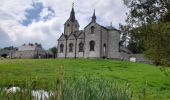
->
[70,2,75,22]
[92,9,96,22]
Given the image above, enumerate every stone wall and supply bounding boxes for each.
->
[12,50,47,58]
[119,52,152,64]
[107,30,120,59]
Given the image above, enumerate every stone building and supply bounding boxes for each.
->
[57,6,152,63]
[57,6,122,59]
[12,43,47,58]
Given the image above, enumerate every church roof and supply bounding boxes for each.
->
[64,19,80,27]
[70,8,75,22]
[77,30,84,39]
[64,5,80,27]
[58,33,66,41]
[67,30,84,40]
[106,26,120,31]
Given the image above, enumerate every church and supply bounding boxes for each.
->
[57,5,123,59]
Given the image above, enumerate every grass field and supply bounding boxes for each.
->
[0,59,170,99]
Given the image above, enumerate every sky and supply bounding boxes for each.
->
[0,0,128,49]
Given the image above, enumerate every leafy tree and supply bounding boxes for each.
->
[49,47,58,58]
[123,0,170,66]
[119,24,130,47]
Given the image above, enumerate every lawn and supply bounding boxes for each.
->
[0,59,170,99]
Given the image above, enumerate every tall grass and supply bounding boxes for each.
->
[0,66,132,100]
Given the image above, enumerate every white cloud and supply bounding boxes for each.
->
[0,0,128,49]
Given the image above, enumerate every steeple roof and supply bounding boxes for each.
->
[92,9,96,22]
[69,3,75,22]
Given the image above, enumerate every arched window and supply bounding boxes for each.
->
[79,42,84,52]
[91,26,95,33]
[69,43,73,52]
[89,41,95,51]
[60,44,64,53]
[67,23,70,27]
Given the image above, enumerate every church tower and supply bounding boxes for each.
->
[64,3,79,36]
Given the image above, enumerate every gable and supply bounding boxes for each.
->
[84,22,102,29]
[77,31,85,39]
[58,34,65,41]
[68,33,75,40]
[64,19,80,27]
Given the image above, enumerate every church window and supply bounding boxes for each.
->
[67,23,70,27]
[79,42,84,52]
[75,25,77,28]
[91,26,95,34]
[60,44,64,53]
[69,43,74,52]
[89,41,95,51]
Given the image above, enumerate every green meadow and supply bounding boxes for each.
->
[0,59,170,99]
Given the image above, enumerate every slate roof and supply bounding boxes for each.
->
[120,46,132,54]
[18,44,44,51]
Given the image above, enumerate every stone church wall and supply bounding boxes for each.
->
[107,30,120,58]
[101,28,108,57]
[84,23,101,58]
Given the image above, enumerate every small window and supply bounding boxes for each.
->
[75,25,77,28]
[67,23,70,27]
[69,43,73,52]
[60,44,64,53]
[91,26,95,33]
[79,42,84,52]
[89,41,95,51]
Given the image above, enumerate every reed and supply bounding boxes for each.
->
[0,66,132,100]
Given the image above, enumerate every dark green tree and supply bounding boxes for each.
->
[49,47,58,58]
[123,0,170,66]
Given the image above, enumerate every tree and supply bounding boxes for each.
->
[119,24,130,47]
[3,46,18,50]
[123,0,170,66]
[1,54,8,58]
[49,47,58,58]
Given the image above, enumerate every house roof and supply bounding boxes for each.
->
[18,44,44,51]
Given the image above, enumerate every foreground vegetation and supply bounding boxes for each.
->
[0,72,132,100]
[0,59,170,99]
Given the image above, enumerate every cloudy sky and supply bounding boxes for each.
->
[0,0,128,49]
